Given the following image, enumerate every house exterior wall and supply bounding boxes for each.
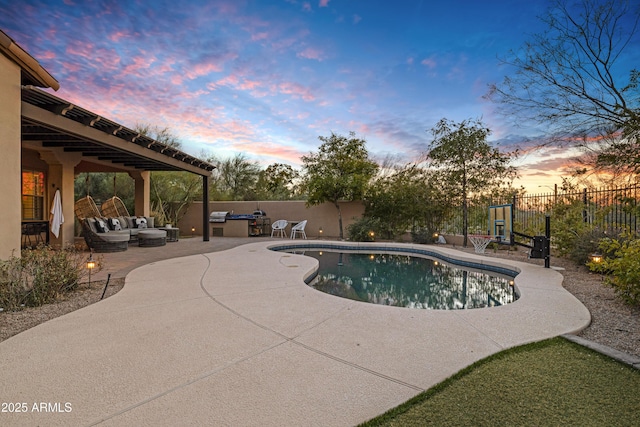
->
[0,53,23,258]
[179,200,365,239]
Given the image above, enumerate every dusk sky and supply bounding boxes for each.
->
[2,0,636,192]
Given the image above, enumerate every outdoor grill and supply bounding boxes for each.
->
[209,211,271,236]
[209,211,229,223]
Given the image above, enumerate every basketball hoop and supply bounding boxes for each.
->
[468,235,493,254]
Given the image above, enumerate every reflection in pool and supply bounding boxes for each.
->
[289,250,517,310]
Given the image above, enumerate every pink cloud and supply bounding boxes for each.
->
[303,2,312,11]
[297,47,326,61]
[353,14,362,24]
[122,55,157,77]
[421,57,436,69]
[319,0,330,7]
[108,30,130,43]
[240,142,306,165]
[184,62,225,80]
[40,51,57,60]
[276,81,315,101]
[251,32,269,41]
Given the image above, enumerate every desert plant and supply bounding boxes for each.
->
[0,246,100,310]
[588,235,640,306]
[347,217,380,242]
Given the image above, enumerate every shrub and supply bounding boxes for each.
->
[588,235,640,306]
[347,217,379,241]
[0,246,99,310]
[567,227,622,265]
[410,227,436,244]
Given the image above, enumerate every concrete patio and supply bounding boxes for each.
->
[0,238,590,426]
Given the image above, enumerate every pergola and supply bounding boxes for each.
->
[1,28,215,257]
[20,86,215,244]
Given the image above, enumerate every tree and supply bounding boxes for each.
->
[487,0,639,168]
[207,154,261,201]
[255,163,301,200]
[150,171,201,226]
[426,118,518,247]
[302,132,378,239]
[364,165,453,240]
[135,123,183,149]
[74,172,134,213]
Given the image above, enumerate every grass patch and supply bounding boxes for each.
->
[360,337,640,426]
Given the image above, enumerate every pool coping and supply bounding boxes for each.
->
[0,240,592,426]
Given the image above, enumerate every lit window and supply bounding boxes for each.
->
[22,170,45,220]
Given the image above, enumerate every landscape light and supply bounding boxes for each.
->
[86,253,96,286]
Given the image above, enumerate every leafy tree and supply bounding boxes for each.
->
[74,172,134,213]
[364,165,452,240]
[302,132,378,239]
[134,123,183,149]
[486,0,640,167]
[150,171,201,226]
[426,118,517,247]
[211,154,261,201]
[255,163,301,200]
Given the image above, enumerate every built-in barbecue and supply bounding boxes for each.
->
[209,211,271,237]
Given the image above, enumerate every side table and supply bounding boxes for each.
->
[159,227,179,242]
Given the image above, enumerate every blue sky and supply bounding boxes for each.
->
[2,0,631,190]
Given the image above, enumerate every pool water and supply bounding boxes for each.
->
[290,250,517,310]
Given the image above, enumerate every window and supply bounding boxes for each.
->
[22,170,45,220]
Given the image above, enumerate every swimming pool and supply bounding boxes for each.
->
[271,243,518,310]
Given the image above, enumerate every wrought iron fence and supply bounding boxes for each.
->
[442,185,640,236]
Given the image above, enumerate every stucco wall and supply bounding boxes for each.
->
[179,201,365,239]
[0,54,23,259]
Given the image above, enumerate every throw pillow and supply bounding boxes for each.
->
[109,218,122,231]
[95,218,109,233]
[136,217,148,229]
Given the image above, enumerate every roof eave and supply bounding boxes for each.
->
[0,29,60,91]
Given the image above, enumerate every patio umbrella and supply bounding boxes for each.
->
[50,188,64,238]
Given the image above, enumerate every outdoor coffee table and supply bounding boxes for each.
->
[159,227,179,242]
[138,229,167,247]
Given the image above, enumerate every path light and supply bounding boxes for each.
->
[318,227,323,238]
[369,231,375,240]
[86,252,96,286]
[191,226,195,237]
[589,253,603,264]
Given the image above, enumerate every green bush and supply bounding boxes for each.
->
[567,227,621,265]
[347,217,379,241]
[588,235,640,306]
[410,227,436,244]
[0,246,98,310]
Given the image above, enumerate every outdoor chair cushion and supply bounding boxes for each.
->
[117,216,130,229]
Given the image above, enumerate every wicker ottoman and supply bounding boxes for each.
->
[137,229,167,247]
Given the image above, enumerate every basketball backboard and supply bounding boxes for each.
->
[488,204,513,244]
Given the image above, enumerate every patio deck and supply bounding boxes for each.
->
[0,238,590,426]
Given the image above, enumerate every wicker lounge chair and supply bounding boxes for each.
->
[81,218,129,252]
